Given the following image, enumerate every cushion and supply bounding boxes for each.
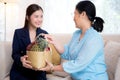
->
[103,39,108,47]
[4,76,9,80]
[52,71,69,78]
[115,57,120,80]
[0,42,12,80]
[104,41,120,80]
[47,74,72,80]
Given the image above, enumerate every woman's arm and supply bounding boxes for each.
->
[40,60,64,72]
[12,30,22,66]
[12,30,32,69]
[42,34,64,54]
[62,36,104,73]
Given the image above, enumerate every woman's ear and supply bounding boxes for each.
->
[81,11,86,17]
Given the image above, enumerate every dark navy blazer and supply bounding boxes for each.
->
[10,27,48,80]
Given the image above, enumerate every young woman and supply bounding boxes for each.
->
[10,4,48,80]
[40,1,108,80]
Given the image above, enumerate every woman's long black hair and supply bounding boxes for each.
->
[76,0,104,32]
[24,4,43,28]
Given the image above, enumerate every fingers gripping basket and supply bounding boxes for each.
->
[27,34,52,69]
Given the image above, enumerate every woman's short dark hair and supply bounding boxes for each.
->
[76,0,104,32]
[24,4,43,28]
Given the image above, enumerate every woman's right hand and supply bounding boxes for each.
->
[20,55,33,69]
[41,33,55,44]
[41,33,64,54]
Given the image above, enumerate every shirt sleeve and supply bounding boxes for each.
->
[61,31,79,60]
[62,36,104,73]
[60,44,70,60]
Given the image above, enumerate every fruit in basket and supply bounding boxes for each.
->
[27,34,52,69]
[26,41,35,51]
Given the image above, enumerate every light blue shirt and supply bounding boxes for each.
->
[61,27,108,80]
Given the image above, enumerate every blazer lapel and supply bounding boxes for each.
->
[20,28,44,47]
[20,28,31,47]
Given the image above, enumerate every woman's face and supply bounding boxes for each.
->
[28,9,43,28]
[74,9,83,29]
[74,9,81,28]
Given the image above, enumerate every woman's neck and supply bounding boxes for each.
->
[81,25,91,35]
[81,19,92,35]
[79,24,91,40]
[28,25,37,42]
[28,25,37,32]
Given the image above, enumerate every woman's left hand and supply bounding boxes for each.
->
[39,60,54,72]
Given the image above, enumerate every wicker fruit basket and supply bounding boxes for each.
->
[27,50,52,69]
[26,34,52,69]
[49,44,61,65]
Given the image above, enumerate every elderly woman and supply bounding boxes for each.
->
[40,1,108,80]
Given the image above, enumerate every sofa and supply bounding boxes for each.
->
[0,34,120,80]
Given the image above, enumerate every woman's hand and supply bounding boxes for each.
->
[20,55,33,69]
[39,60,54,72]
[40,60,64,72]
[41,33,64,54]
[41,33,55,44]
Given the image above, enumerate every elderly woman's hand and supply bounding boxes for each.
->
[39,60,54,72]
[41,33,64,54]
[40,33,55,44]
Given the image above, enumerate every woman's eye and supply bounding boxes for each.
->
[35,15,39,18]
[41,15,43,18]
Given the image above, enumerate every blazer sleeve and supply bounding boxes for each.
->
[12,30,22,66]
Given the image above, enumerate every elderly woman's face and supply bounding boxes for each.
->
[73,9,82,28]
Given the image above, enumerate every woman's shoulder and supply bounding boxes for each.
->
[14,27,25,32]
[88,28,104,44]
[72,29,81,35]
[72,29,81,37]
[13,28,28,36]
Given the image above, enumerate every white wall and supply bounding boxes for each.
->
[0,3,5,41]
[0,0,120,41]
[0,0,44,41]
[43,0,120,34]
[42,0,80,34]
[94,0,120,34]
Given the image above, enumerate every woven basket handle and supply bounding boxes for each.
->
[36,33,45,40]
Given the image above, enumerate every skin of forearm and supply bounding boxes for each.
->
[53,64,64,72]
[53,43,64,54]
